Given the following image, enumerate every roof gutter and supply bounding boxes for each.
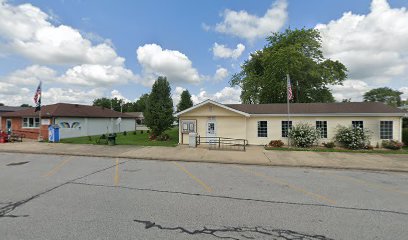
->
[249,113,407,117]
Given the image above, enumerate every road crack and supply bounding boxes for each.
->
[134,219,333,240]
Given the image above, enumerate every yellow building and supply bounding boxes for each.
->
[175,100,407,146]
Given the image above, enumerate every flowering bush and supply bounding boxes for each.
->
[334,126,371,149]
[382,140,403,150]
[268,140,284,148]
[288,123,321,148]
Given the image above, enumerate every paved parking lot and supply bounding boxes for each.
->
[0,153,407,239]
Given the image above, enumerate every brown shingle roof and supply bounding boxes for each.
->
[126,112,144,118]
[225,102,407,115]
[2,103,134,118]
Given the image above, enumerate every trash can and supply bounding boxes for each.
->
[48,125,60,143]
[189,132,197,148]
[108,134,116,146]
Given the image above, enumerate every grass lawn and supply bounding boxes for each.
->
[59,128,179,147]
[265,146,408,154]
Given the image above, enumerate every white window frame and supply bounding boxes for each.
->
[352,121,364,129]
[316,121,328,139]
[281,121,292,138]
[380,121,393,140]
[22,117,40,129]
[257,121,268,138]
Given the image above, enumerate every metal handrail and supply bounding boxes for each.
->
[196,135,247,151]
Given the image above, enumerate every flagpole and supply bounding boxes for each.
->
[38,107,42,142]
[286,74,291,147]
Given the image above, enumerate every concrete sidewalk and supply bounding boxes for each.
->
[0,142,407,172]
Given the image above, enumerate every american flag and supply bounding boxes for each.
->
[34,81,42,112]
[287,75,293,100]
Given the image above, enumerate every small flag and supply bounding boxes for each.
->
[34,81,42,112]
[287,75,293,100]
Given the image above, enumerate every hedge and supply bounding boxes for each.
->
[403,128,408,146]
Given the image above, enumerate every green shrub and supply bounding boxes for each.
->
[123,131,127,136]
[403,128,408,146]
[268,140,284,148]
[288,123,321,148]
[323,142,335,148]
[334,126,371,149]
[141,130,144,134]
[100,134,106,139]
[382,140,403,150]
[133,131,137,135]
[147,130,150,134]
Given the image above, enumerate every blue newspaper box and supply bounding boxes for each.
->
[48,125,60,142]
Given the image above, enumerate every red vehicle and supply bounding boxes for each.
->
[0,131,8,143]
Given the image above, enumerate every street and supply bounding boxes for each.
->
[0,153,407,239]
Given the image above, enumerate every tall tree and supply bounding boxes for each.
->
[93,97,124,112]
[135,93,149,112]
[144,76,174,136]
[177,90,193,112]
[363,87,403,107]
[230,28,347,104]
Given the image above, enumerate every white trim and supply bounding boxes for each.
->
[22,117,40,129]
[174,99,250,117]
[250,113,406,117]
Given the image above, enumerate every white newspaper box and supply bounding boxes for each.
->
[189,132,197,148]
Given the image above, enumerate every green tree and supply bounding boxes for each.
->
[93,97,124,112]
[363,87,403,107]
[176,90,193,112]
[135,93,149,112]
[230,28,347,104]
[144,76,174,136]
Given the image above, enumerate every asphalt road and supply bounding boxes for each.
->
[0,153,407,240]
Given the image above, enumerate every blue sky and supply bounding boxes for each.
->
[1,0,407,106]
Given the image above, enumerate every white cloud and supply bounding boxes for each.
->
[110,89,130,102]
[215,0,287,42]
[0,80,107,106]
[329,80,371,102]
[42,87,105,105]
[0,0,124,66]
[213,67,229,82]
[171,86,186,107]
[1,65,57,85]
[191,86,241,104]
[58,64,138,87]
[136,44,201,86]
[316,0,408,86]
[399,87,408,101]
[213,43,245,59]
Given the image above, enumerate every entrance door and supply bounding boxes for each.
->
[6,119,12,133]
[206,117,216,143]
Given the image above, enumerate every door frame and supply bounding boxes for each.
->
[6,119,12,132]
[206,117,216,143]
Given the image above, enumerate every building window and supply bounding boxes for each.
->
[281,121,292,137]
[380,121,393,139]
[181,120,196,133]
[316,121,328,138]
[257,121,268,137]
[352,121,364,129]
[22,117,40,128]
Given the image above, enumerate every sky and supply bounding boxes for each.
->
[0,0,407,106]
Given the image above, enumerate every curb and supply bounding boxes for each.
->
[1,149,408,173]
